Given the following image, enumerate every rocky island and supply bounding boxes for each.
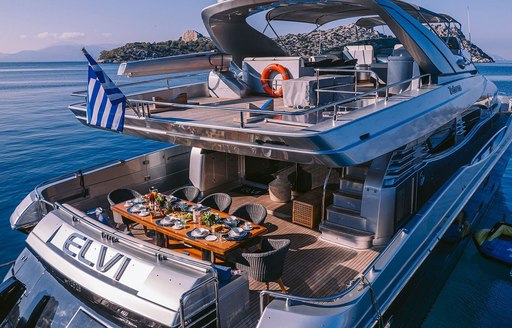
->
[98,27,494,63]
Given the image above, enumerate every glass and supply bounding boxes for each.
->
[215,231,223,243]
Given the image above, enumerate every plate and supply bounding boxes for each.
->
[205,235,218,242]
[224,216,240,227]
[228,228,247,238]
[157,217,174,226]
[128,204,144,213]
[191,228,210,237]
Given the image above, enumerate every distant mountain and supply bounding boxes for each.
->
[490,54,511,62]
[98,26,494,64]
[98,35,216,63]
[0,44,120,62]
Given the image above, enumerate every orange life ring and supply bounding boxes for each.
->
[260,63,290,97]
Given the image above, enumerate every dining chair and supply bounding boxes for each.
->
[235,239,290,293]
[231,203,267,225]
[199,193,232,213]
[107,188,144,233]
[170,186,201,202]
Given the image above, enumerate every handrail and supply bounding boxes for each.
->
[179,276,219,327]
[35,159,123,193]
[71,71,209,97]
[127,73,432,121]
[259,228,408,314]
[128,74,432,120]
[53,202,214,274]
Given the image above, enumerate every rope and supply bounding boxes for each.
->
[362,275,384,328]
[0,260,16,269]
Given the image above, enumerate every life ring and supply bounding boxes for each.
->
[260,63,290,97]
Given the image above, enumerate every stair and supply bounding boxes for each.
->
[332,191,362,212]
[319,164,375,249]
[319,221,374,249]
[326,205,366,229]
[339,176,364,194]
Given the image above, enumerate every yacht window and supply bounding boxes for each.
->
[67,309,108,328]
[25,296,59,327]
[462,108,481,135]
[426,121,455,153]
[0,277,26,323]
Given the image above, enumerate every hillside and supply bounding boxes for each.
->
[0,44,119,62]
[98,26,494,63]
[98,31,216,63]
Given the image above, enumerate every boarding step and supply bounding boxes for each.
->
[344,166,368,180]
[319,221,374,249]
[339,176,365,194]
[333,191,362,212]
[326,205,366,231]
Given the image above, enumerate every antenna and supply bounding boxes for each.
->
[466,5,472,44]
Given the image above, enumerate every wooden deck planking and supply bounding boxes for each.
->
[130,191,380,327]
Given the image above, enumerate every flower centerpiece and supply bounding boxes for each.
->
[201,212,217,227]
[155,193,166,208]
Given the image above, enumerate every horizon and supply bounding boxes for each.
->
[1,1,511,59]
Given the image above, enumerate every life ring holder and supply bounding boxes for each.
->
[260,63,290,97]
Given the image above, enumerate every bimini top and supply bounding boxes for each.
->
[202,0,473,76]
[264,1,459,26]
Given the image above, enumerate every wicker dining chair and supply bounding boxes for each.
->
[107,188,144,233]
[170,186,201,202]
[231,203,267,225]
[235,239,290,293]
[199,193,232,213]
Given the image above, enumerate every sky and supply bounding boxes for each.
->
[0,0,511,59]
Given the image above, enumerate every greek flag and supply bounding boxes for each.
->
[83,48,126,132]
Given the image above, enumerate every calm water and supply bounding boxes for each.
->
[1,62,511,325]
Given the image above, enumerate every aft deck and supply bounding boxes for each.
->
[130,190,381,327]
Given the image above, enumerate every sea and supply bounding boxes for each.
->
[1,61,511,326]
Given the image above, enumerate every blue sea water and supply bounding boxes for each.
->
[0,61,511,325]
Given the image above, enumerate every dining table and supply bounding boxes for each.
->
[111,196,267,262]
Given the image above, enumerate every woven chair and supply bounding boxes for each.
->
[107,188,144,232]
[170,186,201,202]
[231,203,267,225]
[199,193,232,212]
[235,239,290,293]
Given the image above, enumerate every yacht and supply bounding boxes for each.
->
[4,0,512,327]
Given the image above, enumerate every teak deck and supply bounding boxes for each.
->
[128,191,381,327]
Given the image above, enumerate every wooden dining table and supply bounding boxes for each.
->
[111,198,267,262]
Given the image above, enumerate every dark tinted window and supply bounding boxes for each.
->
[0,277,25,323]
[68,309,108,328]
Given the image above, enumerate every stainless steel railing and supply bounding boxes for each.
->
[126,72,432,128]
[71,71,209,98]
[179,276,220,327]
[259,228,409,314]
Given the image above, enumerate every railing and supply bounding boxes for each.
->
[179,276,220,327]
[314,68,383,104]
[125,72,432,128]
[35,159,123,195]
[71,71,209,98]
[259,228,409,314]
[51,202,214,274]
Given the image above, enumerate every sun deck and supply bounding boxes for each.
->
[128,190,381,327]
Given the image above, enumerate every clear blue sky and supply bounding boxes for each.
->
[0,0,510,58]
